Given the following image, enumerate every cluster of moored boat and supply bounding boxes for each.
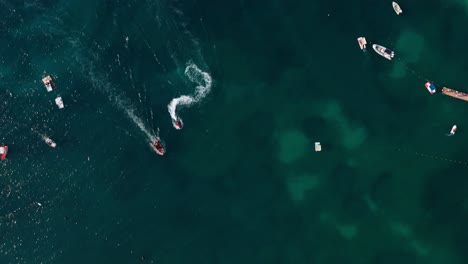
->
[42,75,64,109]
[0,75,62,160]
[356,2,461,139]
[356,2,400,60]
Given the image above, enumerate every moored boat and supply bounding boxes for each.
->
[357,37,367,50]
[372,44,395,60]
[0,145,8,160]
[315,142,322,152]
[153,140,165,155]
[55,97,64,109]
[45,137,57,148]
[392,2,403,15]
[42,75,55,92]
[425,82,436,94]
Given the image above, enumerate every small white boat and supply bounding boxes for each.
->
[55,97,64,109]
[357,37,367,50]
[315,142,322,152]
[392,2,403,15]
[450,125,457,136]
[45,137,57,148]
[372,44,395,60]
[0,145,8,160]
[42,75,55,92]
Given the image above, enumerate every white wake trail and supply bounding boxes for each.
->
[125,107,157,142]
[167,63,212,129]
[84,57,158,145]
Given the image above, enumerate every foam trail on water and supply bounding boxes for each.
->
[124,107,157,143]
[83,56,158,146]
[168,63,212,129]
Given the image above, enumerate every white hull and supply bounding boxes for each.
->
[372,44,395,60]
[357,37,367,50]
[42,76,55,92]
[45,138,57,148]
[392,2,402,15]
[55,97,64,109]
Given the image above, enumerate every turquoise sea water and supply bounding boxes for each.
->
[2,0,468,263]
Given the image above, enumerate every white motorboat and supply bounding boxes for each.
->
[45,138,57,148]
[372,44,395,60]
[392,2,403,15]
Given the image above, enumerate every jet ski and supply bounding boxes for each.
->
[45,137,57,148]
[42,75,55,92]
[152,140,165,155]
[0,145,8,160]
[172,118,183,130]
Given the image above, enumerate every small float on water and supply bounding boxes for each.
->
[425,82,436,94]
[45,137,57,148]
[357,37,367,50]
[0,145,8,160]
[152,140,165,155]
[315,142,322,152]
[55,97,64,109]
[372,44,395,60]
[42,75,55,92]
[392,2,403,15]
[172,118,183,130]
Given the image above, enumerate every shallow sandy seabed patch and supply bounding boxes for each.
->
[390,60,407,79]
[286,173,319,202]
[319,101,367,150]
[452,0,468,13]
[337,223,358,240]
[395,30,425,63]
[277,129,309,163]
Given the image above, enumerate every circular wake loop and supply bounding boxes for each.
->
[167,63,212,130]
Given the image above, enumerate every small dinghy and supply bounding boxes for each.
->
[425,82,436,94]
[42,75,55,92]
[152,140,166,155]
[45,137,57,148]
[55,97,64,109]
[172,118,183,130]
[357,37,367,50]
[0,145,8,160]
[392,2,403,15]
[372,44,395,60]
[358,37,367,50]
[449,125,457,136]
[315,142,322,152]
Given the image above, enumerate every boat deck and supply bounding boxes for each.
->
[442,87,468,102]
